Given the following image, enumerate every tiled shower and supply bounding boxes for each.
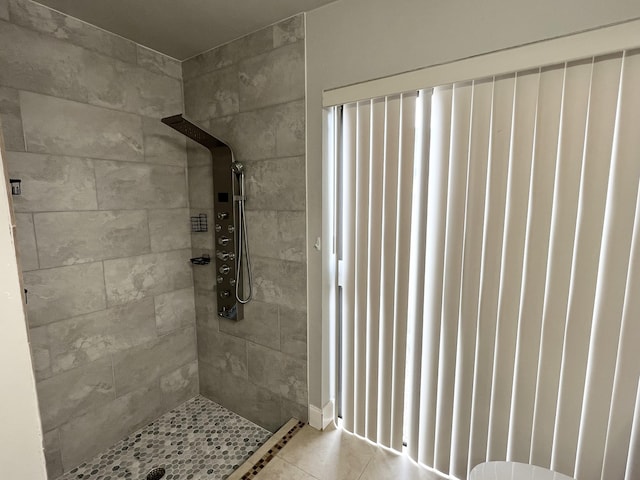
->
[0,0,307,477]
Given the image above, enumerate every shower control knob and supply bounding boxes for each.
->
[219,265,230,275]
[229,278,236,287]
[217,212,229,220]
[220,290,231,298]
[216,251,229,261]
[228,252,235,261]
[217,276,224,284]
[218,236,230,246]
[215,224,222,233]
[227,225,235,233]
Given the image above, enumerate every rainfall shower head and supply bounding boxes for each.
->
[161,114,227,150]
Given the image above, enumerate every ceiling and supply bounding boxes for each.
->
[35,0,336,60]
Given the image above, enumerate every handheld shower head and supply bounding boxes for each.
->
[231,162,244,175]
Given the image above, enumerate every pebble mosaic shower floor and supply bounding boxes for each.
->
[60,396,272,480]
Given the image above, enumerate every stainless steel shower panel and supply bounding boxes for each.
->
[161,114,243,320]
[211,145,243,320]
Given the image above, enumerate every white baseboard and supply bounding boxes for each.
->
[308,399,334,431]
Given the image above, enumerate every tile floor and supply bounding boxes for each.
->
[251,424,446,480]
[59,396,271,480]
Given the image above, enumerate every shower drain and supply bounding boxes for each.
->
[146,467,166,480]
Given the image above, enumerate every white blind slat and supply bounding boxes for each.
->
[364,98,386,442]
[406,90,433,461]
[417,85,453,465]
[389,93,417,451]
[341,103,357,432]
[624,382,640,480]
[353,101,371,437]
[377,95,402,448]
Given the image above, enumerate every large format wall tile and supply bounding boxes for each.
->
[14,213,38,271]
[252,256,307,311]
[246,210,306,262]
[20,91,144,161]
[36,357,115,431]
[0,86,24,151]
[243,157,306,211]
[184,66,239,121]
[95,161,187,210]
[136,44,181,79]
[0,0,8,20]
[59,383,164,470]
[148,208,190,252]
[238,42,305,111]
[154,287,196,335]
[85,53,182,118]
[197,325,248,379]
[46,298,156,374]
[104,250,192,305]
[8,0,137,64]
[34,210,150,268]
[112,326,196,396]
[247,342,307,406]
[182,26,273,81]
[29,325,52,381]
[43,429,64,479]
[143,116,187,166]
[281,397,308,424]
[23,262,107,326]
[6,152,97,212]
[160,361,199,409]
[188,164,213,209]
[194,288,216,328]
[219,300,280,350]
[186,139,211,167]
[273,15,304,49]
[274,100,305,158]
[210,110,276,161]
[199,367,282,432]
[0,21,88,102]
[279,305,307,361]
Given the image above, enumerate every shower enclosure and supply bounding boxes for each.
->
[1,4,307,476]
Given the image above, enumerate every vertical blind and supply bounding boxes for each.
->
[332,48,640,480]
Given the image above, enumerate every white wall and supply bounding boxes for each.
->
[0,138,47,479]
[305,0,640,410]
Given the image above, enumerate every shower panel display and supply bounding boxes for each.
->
[161,114,251,320]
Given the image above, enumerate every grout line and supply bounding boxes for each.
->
[91,158,100,210]
[29,211,41,270]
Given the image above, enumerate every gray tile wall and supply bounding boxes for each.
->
[182,14,307,433]
[0,1,197,477]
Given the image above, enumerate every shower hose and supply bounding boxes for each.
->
[233,163,253,304]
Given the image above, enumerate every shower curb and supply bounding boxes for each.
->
[227,418,305,480]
